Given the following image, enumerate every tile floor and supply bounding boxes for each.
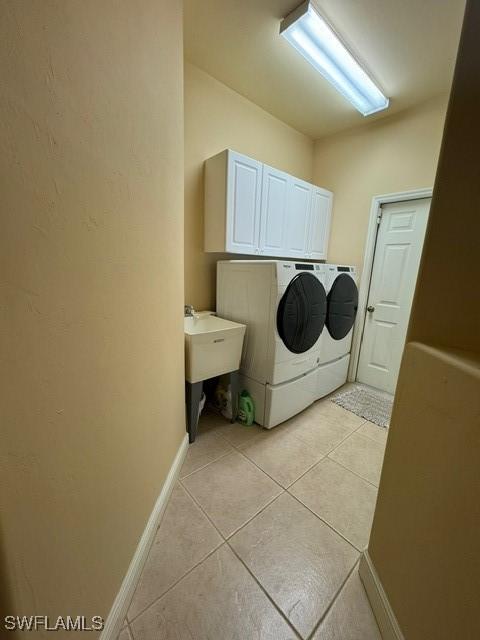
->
[121,395,387,639]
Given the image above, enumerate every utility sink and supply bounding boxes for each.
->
[184,313,246,383]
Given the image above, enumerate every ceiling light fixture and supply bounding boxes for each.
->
[280,1,389,116]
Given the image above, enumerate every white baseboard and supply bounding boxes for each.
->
[359,551,405,640]
[100,433,189,640]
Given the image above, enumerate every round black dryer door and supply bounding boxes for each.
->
[326,273,359,340]
[277,273,327,354]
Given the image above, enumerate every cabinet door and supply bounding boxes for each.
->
[308,187,332,259]
[259,165,289,256]
[285,178,312,258]
[226,151,263,255]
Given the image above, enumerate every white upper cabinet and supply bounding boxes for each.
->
[259,164,289,256]
[308,186,332,259]
[226,151,262,254]
[285,177,312,258]
[205,149,332,260]
[205,150,262,255]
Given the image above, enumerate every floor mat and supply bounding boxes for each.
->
[331,384,393,428]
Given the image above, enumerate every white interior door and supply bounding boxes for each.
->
[357,198,430,393]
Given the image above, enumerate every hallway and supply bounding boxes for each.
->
[122,399,386,638]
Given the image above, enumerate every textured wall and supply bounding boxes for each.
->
[184,62,314,311]
[313,97,448,270]
[0,1,185,636]
[367,2,479,638]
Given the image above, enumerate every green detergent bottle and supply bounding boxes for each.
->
[238,390,255,426]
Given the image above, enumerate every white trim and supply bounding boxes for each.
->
[348,188,433,382]
[359,551,405,640]
[100,433,189,640]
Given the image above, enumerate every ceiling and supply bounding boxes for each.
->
[184,0,465,139]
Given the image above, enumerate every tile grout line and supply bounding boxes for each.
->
[181,418,374,490]
[182,470,287,545]
[286,490,365,554]
[198,404,367,457]
[225,539,304,640]
[178,431,295,552]
[325,455,380,488]
[224,491,285,541]
[178,475,310,635]
[179,478,233,540]
[348,429,388,448]
[297,425,360,468]
[128,498,360,640]
[184,471,360,640]
[127,472,230,627]
[184,422,305,494]
[227,494,361,640]
[216,429,266,451]
[187,415,376,515]
[183,417,379,542]
[234,444,326,492]
[127,541,227,628]
[353,420,389,444]
[183,441,364,553]
[283,424,367,489]
[179,444,234,480]
[356,432,388,446]
[181,428,364,639]
[198,414,263,449]
[215,405,362,448]
[294,452,380,492]
[284,455,327,490]
[232,420,366,492]
[306,558,361,640]
[228,419,364,491]
[127,411,374,638]
[129,488,299,639]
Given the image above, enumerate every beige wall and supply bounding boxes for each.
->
[184,63,448,307]
[367,2,479,638]
[184,62,314,311]
[313,97,448,269]
[369,343,479,640]
[0,1,185,636]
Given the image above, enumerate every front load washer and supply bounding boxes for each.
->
[217,260,327,427]
[317,264,359,398]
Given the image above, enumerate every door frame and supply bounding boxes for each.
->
[348,188,433,383]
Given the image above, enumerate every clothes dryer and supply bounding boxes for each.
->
[317,264,359,398]
[217,260,327,427]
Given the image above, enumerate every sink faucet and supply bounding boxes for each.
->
[184,304,195,317]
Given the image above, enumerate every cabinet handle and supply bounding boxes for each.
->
[367,305,375,313]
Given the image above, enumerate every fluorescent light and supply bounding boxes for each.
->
[280,1,389,116]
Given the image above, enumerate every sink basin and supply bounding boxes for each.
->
[184,314,246,383]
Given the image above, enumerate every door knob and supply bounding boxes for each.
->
[367,305,375,313]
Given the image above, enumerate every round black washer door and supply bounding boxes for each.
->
[326,273,359,340]
[277,273,327,354]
